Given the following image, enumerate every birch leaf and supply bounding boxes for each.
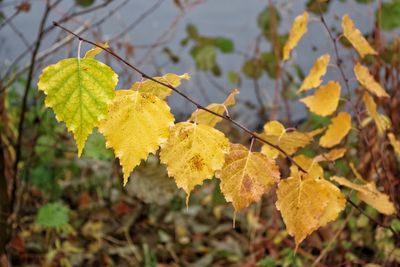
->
[189,89,239,127]
[98,91,174,185]
[290,154,323,180]
[320,112,352,148]
[300,81,341,116]
[299,54,330,92]
[160,122,229,199]
[332,176,395,215]
[259,121,314,159]
[276,174,346,247]
[84,43,109,59]
[314,148,347,162]
[354,63,389,97]
[363,93,391,136]
[283,11,309,61]
[37,58,118,156]
[217,143,280,211]
[342,14,377,58]
[130,73,190,99]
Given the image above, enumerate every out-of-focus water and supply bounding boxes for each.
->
[0,0,380,126]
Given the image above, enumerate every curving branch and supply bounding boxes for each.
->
[53,21,307,173]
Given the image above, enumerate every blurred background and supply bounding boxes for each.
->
[0,0,399,266]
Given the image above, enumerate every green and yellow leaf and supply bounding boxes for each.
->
[217,143,280,211]
[98,90,174,185]
[37,58,118,156]
[130,73,190,100]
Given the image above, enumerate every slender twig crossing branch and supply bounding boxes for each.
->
[53,21,307,173]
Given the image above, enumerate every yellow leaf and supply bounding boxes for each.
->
[37,58,118,156]
[342,14,377,58]
[363,93,391,136]
[276,174,346,247]
[217,143,280,211]
[283,11,309,61]
[84,43,109,59]
[130,73,190,99]
[314,148,347,162]
[259,121,313,159]
[388,133,400,157]
[160,122,229,198]
[331,176,395,215]
[290,154,323,180]
[189,89,239,127]
[320,112,352,148]
[299,54,330,92]
[98,91,174,185]
[354,63,389,97]
[300,81,341,116]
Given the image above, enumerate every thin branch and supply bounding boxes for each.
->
[53,21,307,173]
[11,0,53,211]
[347,198,398,238]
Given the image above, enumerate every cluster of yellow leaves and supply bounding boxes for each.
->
[37,11,397,250]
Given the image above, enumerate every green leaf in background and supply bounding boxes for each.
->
[379,0,400,31]
[30,166,61,198]
[186,24,199,40]
[75,0,95,7]
[355,0,373,4]
[257,5,280,39]
[191,45,217,70]
[306,0,330,14]
[261,52,278,78]
[36,202,70,229]
[228,71,239,84]
[214,37,234,53]
[242,58,263,79]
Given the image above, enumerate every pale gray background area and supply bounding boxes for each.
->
[0,0,384,126]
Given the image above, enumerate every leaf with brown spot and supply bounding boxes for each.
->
[217,143,280,211]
